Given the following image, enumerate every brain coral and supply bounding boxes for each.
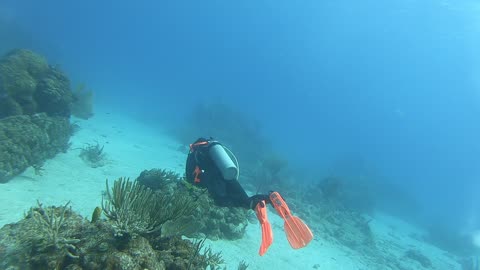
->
[0,49,72,118]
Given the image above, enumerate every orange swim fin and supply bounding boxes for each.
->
[269,191,313,249]
[255,200,273,256]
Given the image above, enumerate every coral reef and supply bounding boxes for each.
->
[30,201,81,261]
[183,191,249,240]
[79,142,106,168]
[0,201,224,270]
[102,177,195,238]
[0,202,82,269]
[0,49,73,118]
[184,238,225,269]
[0,113,72,183]
[0,49,88,182]
[35,65,72,117]
[137,168,249,240]
[285,174,454,270]
[136,168,180,193]
[286,176,379,262]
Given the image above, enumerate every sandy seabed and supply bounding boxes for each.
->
[0,109,463,270]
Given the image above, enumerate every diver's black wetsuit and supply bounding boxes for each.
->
[186,138,270,210]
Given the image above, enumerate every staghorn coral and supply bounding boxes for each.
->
[0,201,84,269]
[30,201,80,260]
[186,238,225,270]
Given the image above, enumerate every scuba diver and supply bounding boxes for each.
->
[186,137,313,255]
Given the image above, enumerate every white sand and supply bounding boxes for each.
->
[0,110,464,269]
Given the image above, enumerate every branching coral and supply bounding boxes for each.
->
[237,260,249,270]
[102,177,195,238]
[30,201,80,259]
[79,141,106,167]
[1,199,217,269]
[187,238,225,270]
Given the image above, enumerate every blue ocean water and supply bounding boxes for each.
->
[1,0,479,267]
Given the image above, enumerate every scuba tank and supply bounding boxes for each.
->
[189,138,239,181]
[209,142,238,181]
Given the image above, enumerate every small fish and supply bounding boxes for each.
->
[91,206,102,223]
